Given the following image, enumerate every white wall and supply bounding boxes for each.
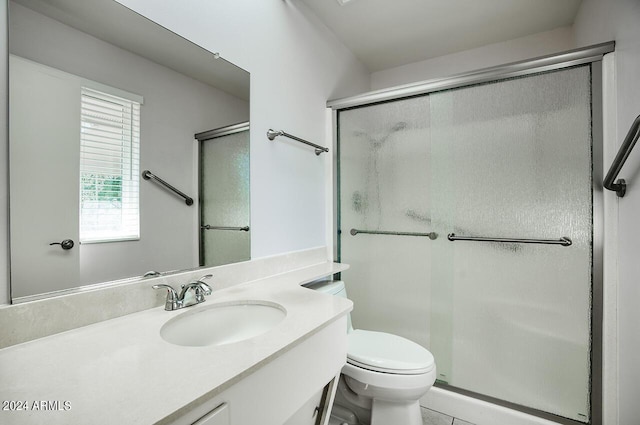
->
[0,0,370,303]
[573,1,640,424]
[370,26,576,90]
[114,0,370,259]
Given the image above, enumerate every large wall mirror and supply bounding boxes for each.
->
[9,0,251,302]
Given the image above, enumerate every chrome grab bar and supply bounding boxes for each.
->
[447,233,572,246]
[201,225,250,231]
[349,228,437,240]
[267,129,329,156]
[603,114,640,197]
[142,170,194,206]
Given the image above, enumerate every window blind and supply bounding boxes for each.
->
[80,87,140,242]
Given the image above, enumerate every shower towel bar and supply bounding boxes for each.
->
[201,225,250,231]
[603,114,640,197]
[447,233,572,246]
[142,170,194,206]
[350,228,437,240]
[267,129,329,155]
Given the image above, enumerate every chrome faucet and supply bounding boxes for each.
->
[179,276,213,304]
[153,274,213,311]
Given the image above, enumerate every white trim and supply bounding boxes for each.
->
[601,51,619,425]
[324,108,334,262]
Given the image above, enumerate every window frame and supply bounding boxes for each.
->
[79,85,143,244]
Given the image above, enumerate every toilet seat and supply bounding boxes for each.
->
[347,330,435,375]
[308,280,436,425]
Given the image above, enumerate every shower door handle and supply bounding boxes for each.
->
[49,239,75,250]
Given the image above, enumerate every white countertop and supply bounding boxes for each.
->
[0,262,351,425]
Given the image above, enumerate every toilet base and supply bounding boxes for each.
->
[332,371,430,425]
[370,398,422,425]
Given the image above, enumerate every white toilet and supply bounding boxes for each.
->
[306,280,436,425]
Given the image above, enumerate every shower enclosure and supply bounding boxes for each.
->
[197,122,250,267]
[334,44,611,425]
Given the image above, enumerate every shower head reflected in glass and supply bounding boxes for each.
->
[352,121,408,150]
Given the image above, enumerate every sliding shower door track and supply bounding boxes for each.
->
[328,42,613,110]
[433,382,590,425]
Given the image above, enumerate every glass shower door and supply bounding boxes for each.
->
[200,128,250,267]
[430,66,593,422]
[339,96,433,347]
[338,65,594,423]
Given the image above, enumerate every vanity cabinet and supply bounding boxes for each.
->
[0,262,351,425]
[168,317,347,425]
[192,403,229,425]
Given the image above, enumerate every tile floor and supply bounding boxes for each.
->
[328,405,476,425]
[421,407,476,425]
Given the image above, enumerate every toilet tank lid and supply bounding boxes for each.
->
[304,280,345,295]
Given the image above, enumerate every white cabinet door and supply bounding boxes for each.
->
[193,403,229,425]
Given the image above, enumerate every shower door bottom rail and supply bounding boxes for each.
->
[447,233,572,246]
[349,228,437,240]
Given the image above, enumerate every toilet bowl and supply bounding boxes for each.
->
[306,280,436,425]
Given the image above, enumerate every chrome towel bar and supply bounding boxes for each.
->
[603,114,640,197]
[142,170,194,206]
[350,228,437,240]
[201,225,250,231]
[447,233,572,246]
[267,129,329,155]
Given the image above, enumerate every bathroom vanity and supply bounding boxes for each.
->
[0,254,351,425]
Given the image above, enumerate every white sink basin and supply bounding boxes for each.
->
[160,301,286,347]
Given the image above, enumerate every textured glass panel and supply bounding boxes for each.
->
[339,96,432,347]
[430,66,592,421]
[200,130,250,266]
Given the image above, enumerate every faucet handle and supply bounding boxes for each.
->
[183,275,212,294]
[190,275,213,300]
[197,282,212,296]
[195,274,213,294]
[152,284,179,311]
[152,283,177,295]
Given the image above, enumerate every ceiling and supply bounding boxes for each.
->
[299,0,583,72]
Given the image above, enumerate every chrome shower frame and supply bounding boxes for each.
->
[330,42,613,425]
[195,121,250,267]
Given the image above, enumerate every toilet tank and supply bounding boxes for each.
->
[304,280,353,332]
[305,280,348,298]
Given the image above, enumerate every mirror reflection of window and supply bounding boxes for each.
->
[8,0,250,302]
[80,87,141,243]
